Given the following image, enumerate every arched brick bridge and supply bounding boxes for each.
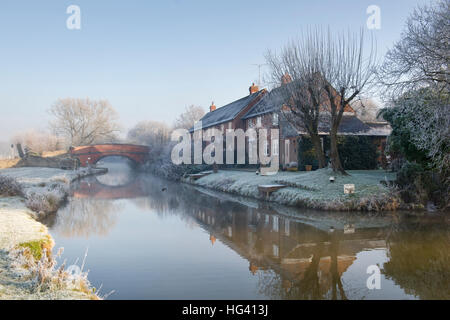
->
[70,144,150,167]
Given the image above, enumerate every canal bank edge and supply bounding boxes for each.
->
[0,167,107,300]
[181,169,425,212]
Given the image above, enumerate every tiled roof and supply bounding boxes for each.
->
[281,114,391,137]
[190,90,264,132]
[242,86,288,120]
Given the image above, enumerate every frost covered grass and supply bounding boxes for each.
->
[0,167,107,299]
[190,168,403,212]
[0,197,99,299]
[0,167,106,215]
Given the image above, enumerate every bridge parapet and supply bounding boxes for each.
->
[70,144,150,167]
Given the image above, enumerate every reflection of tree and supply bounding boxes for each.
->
[256,235,349,300]
[53,198,120,238]
[383,221,450,300]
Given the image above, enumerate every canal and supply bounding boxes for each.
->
[43,160,449,300]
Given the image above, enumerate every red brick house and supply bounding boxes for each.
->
[190,83,266,136]
[192,80,390,169]
[241,81,391,168]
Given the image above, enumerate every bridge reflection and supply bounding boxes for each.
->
[72,175,150,200]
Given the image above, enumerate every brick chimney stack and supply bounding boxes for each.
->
[249,82,259,95]
[210,101,216,112]
[281,73,292,85]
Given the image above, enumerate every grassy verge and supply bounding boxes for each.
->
[189,168,418,212]
[0,167,107,299]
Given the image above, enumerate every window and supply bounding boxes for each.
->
[263,140,269,156]
[273,244,279,257]
[256,116,261,127]
[272,216,279,232]
[285,219,290,236]
[272,139,279,156]
[248,119,254,128]
[284,140,290,164]
[272,113,279,125]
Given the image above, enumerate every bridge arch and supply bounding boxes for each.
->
[70,144,150,167]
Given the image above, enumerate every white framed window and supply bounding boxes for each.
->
[272,113,279,125]
[263,140,269,156]
[248,119,254,128]
[272,216,279,232]
[248,137,256,160]
[273,244,279,257]
[285,219,290,236]
[256,116,261,127]
[284,139,290,164]
[272,139,279,156]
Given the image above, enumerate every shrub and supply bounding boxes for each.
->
[25,184,67,214]
[396,162,424,188]
[337,136,378,170]
[395,161,446,206]
[0,175,23,196]
[298,137,319,170]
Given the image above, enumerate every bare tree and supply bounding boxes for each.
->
[12,129,63,154]
[127,120,170,152]
[318,29,378,174]
[49,98,121,147]
[266,47,328,168]
[173,105,205,130]
[379,0,449,174]
[379,0,450,97]
[266,28,377,173]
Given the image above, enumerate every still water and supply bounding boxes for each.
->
[44,160,449,300]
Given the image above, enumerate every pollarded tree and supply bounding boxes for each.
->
[267,28,378,174]
[265,40,329,168]
[318,29,378,174]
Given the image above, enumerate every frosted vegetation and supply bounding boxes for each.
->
[0,167,103,215]
[0,167,103,300]
[191,169,401,211]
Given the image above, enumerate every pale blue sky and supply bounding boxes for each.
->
[0,0,431,140]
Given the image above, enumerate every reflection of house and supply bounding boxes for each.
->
[191,200,389,299]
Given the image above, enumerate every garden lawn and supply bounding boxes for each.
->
[191,168,399,211]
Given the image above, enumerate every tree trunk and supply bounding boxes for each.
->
[310,133,326,168]
[329,127,347,175]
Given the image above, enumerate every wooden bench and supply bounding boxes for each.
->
[258,184,286,198]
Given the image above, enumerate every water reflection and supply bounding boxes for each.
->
[47,164,449,299]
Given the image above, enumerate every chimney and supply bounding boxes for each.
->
[249,82,259,95]
[281,73,292,85]
[210,101,216,112]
